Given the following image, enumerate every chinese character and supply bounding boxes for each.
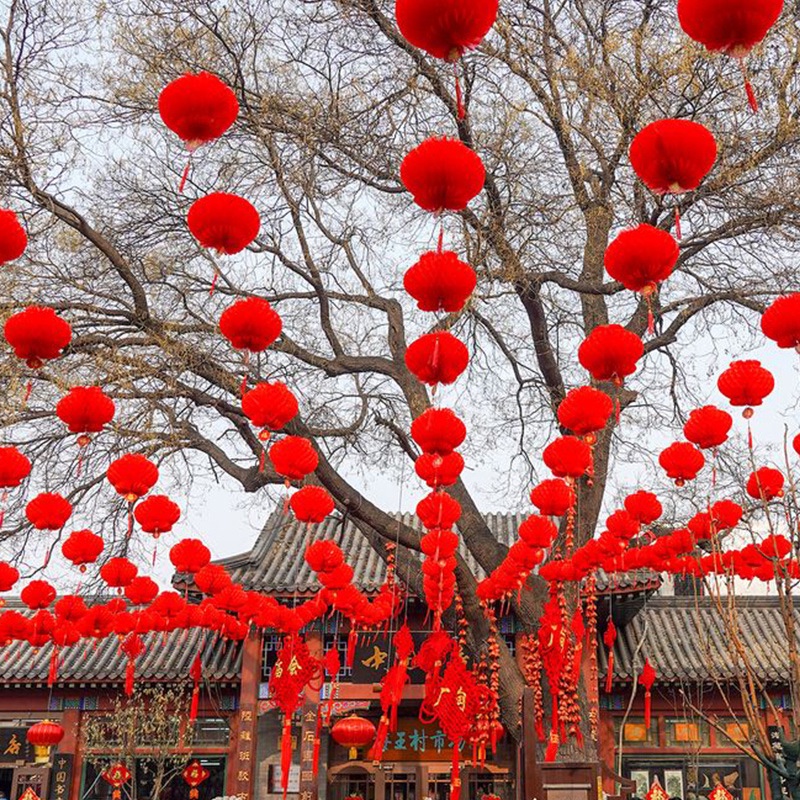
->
[409,729,426,752]
[300,793,314,800]
[304,711,316,722]
[394,731,407,751]
[288,656,302,675]
[236,770,250,782]
[273,663,284,678]
[55,772,66,782]
[456,687,467,711]
[4,734,21,756]
[240,730,252,741]
[240,750,251,761]
[301,771,314,782]
[433,687,451,707]
[431,731,446,752]
[303,731,315,743]
[241,710,253,722]
[361,646,388,669]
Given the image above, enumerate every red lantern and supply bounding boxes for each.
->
[746,467,784,500]
[630,120,717,195]
[415,452,465,488]
[26,720,64,764]
[0,446,31,488]
[417,491,461,528]
[400,137,485,212]
[794,433,800,457]
[0,209,27,264]
[125,576,159,606]
[21,580,56,610]
[0,563,19,592]
[331,714,376,759]
[194,563,232,596]
[518,515,557,548]
[624,491,662,525]
[182,760,210,799]
[101,762,132,800]
[219,297,282,352]
[242,382,298,439]
[56,387,115,445]
[134,494,181,537]
[169,538,211,573]
[683,405,733,449]
[639,659,657,728]
[758,534,792,560]
[269,436,318,482]
[25,493,72,531]
[289,486,335,523]
[717,359,774,415]
[420,528,459,557]
[158,72,238,148]
[557,386,613,439]
[404,251,476,312]
[761,293,800,350]
[187,192,260,255]
[410,408,467,455]
[712,499,743,531]
[605,224,679,293]
[100,557,138,591]
[658,441,705,486]
[61,529,104,572]
[543,436,592,479]
[405,331,469,386]
[578,324,643,385]
[529,479,575,516]
[107,454,159,502]
[4,306,72,369]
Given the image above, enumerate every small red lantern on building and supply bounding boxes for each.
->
[182,759,210,799]
[26,719,64,764]
[331,714,376,759]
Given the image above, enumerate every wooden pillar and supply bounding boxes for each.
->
[521,688,541,800]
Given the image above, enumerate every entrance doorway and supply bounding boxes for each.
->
[386,772,417,800]
[0,768,12,800]
[11,767,48,799]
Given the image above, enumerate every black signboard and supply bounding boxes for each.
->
[767,726,792,800]
[0,727,31,764]
[48,753,73,800]
[351,631,429,685]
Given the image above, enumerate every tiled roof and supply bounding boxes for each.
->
[602,596,799,684]
[218,509,659,595]
[0,626,241,686]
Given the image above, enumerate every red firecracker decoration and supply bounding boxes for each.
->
[21,580,56,610]
[0,446,31,488]
[404,251,477,312]
[603,619,617,693]
[415,452,465,488]
[717,359,774,416]
[405,331,469,386]
[400,137,485,212]
[56,386,115,447]
[639,659,657,728]
[746,467,784,501]
[543,436,592,479]
[289,485,335,523]
[107,454,159,502]
[242,382,298,440]
[557,386,613,440]
[134,494,181,538]
[411,408,467,455]
[530,479,575,516]
[101,762,132,800]
[25,493,71,531]
[659,441,705,486]
[683,405,733,449]
[183,760,210,799]
[187,192,260,255]
[61,529,104,572]
[169,538,212,573]
[331,714,376,759]
[761,293,800,349]
[269,436,318,483]
[100,557,138,591]
[4,306,72,369]
[0,209,27,264]
[578,324,644,385]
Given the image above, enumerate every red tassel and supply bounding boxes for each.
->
[125,660,135,696]
[605,652,614,693]
[453,63,465,120]
[437,222,444,253]
[370,715,389,761]
[23,380,33,405]
[190,686,199,721]
[209,271,219,296]
[346,628,357,669]
[48,647,59,686]
[544,730,559,762]
[738,57,759,113]
[644,689,652,728]
[280,715,293,800]
[450,743,461,800]
[647,304,654,336]
[536,717,545,741]
[179,156,192,193]
[674,206,681,240]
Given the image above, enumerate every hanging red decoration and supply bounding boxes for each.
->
[269,436,318,482]
[717,359,774,415]
[604,224,679,293]
[639,659,657,728]
[194,564,232,596]
[56,386,115,446]
[134,494,181,537]
[26,720,64,764]
[100,557,138,591]
[518,515,557,548]
[289,485,335,523]
[761,293,800,350]
[187,192,260,255]
[529,479,575,517]
[557,386,613,439]
[404,251,477,312]
[0,209,27,264]
[405,331,469,386]
[25,493,71,531]
[624,491,662,525]
[411,408,467,455]
[4,306,72,369]
[400,137,485,212]
[578,324,644,385]
[169,538,212,573]
[415,452,465,488]
[543,436,592,479]
[0,446,31,488]
[125,576,159,606]
[219,297,282,352]
[746,467,784,500]
[417,491,462,529]
[182,760,210,799]
[20,581,56,610]
[0,563,19,592]
[683,405,733,449]
[242,382,298,440]
[101,762,132,800]
[331,714,376,759]
[794,433,800,457]
[107,454,159,502]
[658,441,705,486]
[61,529,104,572]
[603,619,617,693]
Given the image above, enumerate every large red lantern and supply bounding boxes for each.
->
[415,452,465,488]
[4,306,72,369]
[659,441,705,486]
[529,479,575,516]
[404,251,476,312]
[26,720,64,764]
[0,446,31,488]
[107,454,159,502]
[289,485,335,523]
[717,359,774,416]
[605,224,679,293]
[21,580,56,610]
[269,436,319,482]
[219,297,282,352]
[518,515,557,548]
[125,576,159,606]
[100,557,138,591]
[56,386,115,445]
[543,436,592,479]
[400,137,485,212]
[187,192,260,255]
[331,714,376,759]
[0,562,20,592]
[405,331,469,386]
[410,408,467,455]
[25,493,72,531]
[624,491,663,525]
[61,529,104,572]
[683,405,733,449]
[417,491,461,528]
[134,494,181,537]
[194,563,232,596]
[0,209,27,264]
[242,382,298,440]
[557,386,613,440]
[169,538,212,573]
[761,293,800,350]
[746,467,784,501]
[578,324,643,385]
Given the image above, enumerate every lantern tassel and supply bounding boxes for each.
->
[346,627,357,669]
[209,270,219,297]
[48,647,59,686]
[23,380,33,405]
[125,659,135,696]
[453,63,465,120]
[280,715,293,800]
[370,715,389,761]
[605,652,614,693]
[644,689,652,728]
[544,730,559,762]
[674,206,681,240]
[450,742,461,800]
[179,154,192,193]
[738,57,758,113]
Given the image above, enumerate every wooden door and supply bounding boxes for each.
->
[11,766,48,800]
